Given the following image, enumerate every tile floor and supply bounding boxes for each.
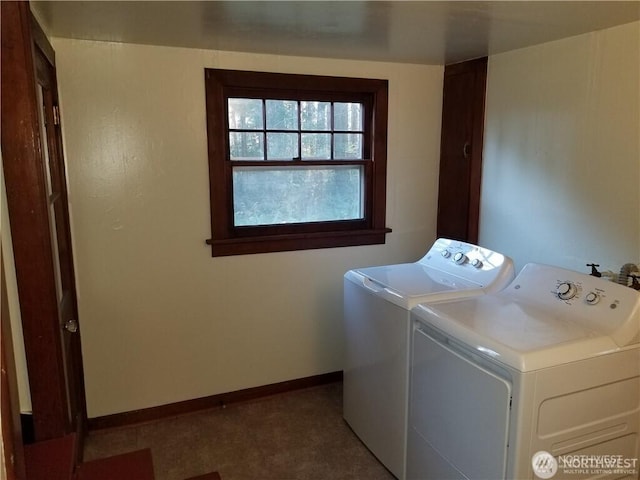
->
[83,382,395,480]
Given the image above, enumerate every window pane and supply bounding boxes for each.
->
[233,165,364,226]
[267,133,298,160]
[301,101,331,131]
[334,102,363,131]
[228,98,263,129]
[301,133,331,160]
[230,132,264,160]
[266,100,298,130]
[334,133,363,159]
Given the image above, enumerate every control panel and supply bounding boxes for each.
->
[506,263,640,347]
[554,281,602,305]
[418,238,515,291]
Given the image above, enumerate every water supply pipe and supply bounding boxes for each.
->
[618,263,640,288]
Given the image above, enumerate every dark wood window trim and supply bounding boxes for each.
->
[204,69,391,257]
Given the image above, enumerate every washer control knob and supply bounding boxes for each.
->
[453,252,468,265]
[585,291,600,305]
[556,282,578,300]
[441,250,452,258]
[471,259,483,269]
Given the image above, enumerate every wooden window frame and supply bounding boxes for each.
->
[204,69,391,257]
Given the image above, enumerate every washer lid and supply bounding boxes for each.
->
[355,263,479,297]
[346,264,483,309]
[344,238,515,309]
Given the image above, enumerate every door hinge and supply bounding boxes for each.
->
[53,105,61,125]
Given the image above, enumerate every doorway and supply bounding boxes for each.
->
[436,57,488,244]
[1,1,87,450]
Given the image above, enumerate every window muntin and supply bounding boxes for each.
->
[228,99,365,162]
[228,97,366,229]
[205,69,390,256]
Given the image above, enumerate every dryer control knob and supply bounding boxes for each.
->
[441,249,452,258]
[556,282,578,300]
[585,291,600,305]
[471,259,483,269]
[453,252,468,265]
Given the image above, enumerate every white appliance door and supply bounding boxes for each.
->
[408,324,512,480]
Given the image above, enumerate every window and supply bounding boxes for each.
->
[204,69,390,256]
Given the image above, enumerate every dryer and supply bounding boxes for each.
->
[343,238,514,479]
[408,263,640,480]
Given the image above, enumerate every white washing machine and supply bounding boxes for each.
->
[408,263,640,480]
[343,238,515,479]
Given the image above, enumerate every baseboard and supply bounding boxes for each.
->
[88,370,342,431]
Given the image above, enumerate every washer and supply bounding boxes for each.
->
[343,238,515,479]
[408,263,640,480]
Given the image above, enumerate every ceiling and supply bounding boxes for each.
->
[31,1,640,65]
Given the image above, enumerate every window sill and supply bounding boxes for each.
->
[206,228,392,257]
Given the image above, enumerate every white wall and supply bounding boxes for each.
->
[52,39,444,418]
[481,21,640,275]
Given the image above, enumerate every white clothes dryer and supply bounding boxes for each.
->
[408,263,640,480]
[343,238,515,479]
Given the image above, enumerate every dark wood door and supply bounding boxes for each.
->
[436,58,487,244]
[1,1,87,448]
[33,38,88,442]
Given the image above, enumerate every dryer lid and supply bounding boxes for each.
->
[413,297,619,372]
[412,263,640,372]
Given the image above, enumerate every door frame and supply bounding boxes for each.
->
[436,57,487,244]
[1,1,87,445]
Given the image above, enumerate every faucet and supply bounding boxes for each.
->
[586,263,602,277]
